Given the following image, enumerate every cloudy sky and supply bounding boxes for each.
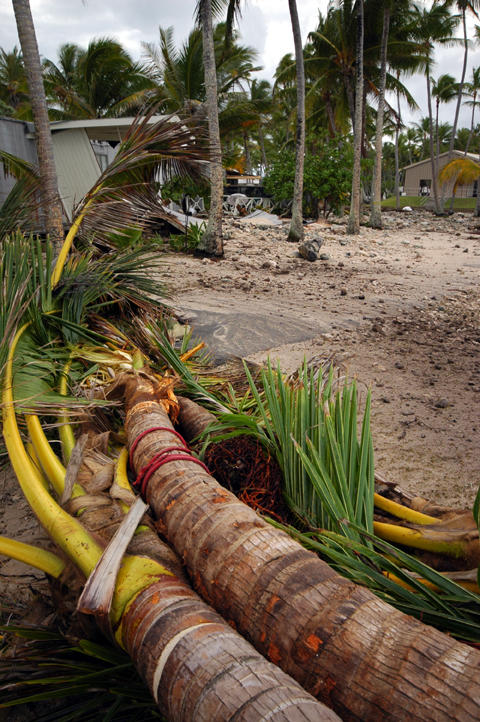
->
[1,0,478,129]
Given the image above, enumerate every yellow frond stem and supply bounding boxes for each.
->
[0,535,65,578]
[114,447,149,533]
[384,571,480,596]
[3,324,103,577]
[59,358,76,464]
[180,342,205,363]
[51,199,93,288]
[374,493,440,526]
[26,414,66,496]
[374,521,467,557]
[26,442,49,490]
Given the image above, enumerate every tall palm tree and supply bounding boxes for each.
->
[11,0,64,248]
[196,0,224,256]
[369,1,391,228]
[347,0,364,234]
[446,1,480,161]
[0,46,29,117]
[432,73,458,162]
[409,1,460,214]
[463,65,480,152]
[44,38,152,119]
[287,0,305,243]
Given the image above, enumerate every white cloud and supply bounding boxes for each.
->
[0,0,473,132]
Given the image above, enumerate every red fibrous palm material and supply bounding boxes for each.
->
[204,436,290,523]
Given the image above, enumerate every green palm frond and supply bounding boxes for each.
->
[0,151,41,237]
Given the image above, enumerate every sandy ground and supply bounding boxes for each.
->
[1,209,479,608]
[166,210,480,509]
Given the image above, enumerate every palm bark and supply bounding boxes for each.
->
[347,0,364,235]
[426,66,442,214]
[287,0,305,243]
[197,0,223,256]
[124,382,480,722]
[394,80,401,210]
[74,432,337,721]
[12,0,64,249]
[369,5,390,228]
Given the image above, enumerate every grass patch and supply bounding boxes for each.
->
[382,195,477,210]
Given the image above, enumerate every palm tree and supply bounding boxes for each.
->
[347,0,364,234]
[446,1,480,161]
[432,73,458,162]
[409,1,460,214]
[369,1,391,228]
[287,0,305,243]
[124,379,480,721]
[0,46,29,117]
[196,0,224,256]
[439,154,480,213]
[463,66,480,152]
[11,0,64,248]
[44,38,152,119]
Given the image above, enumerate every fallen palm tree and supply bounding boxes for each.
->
[124,373,480,721]
[1,113,342,719]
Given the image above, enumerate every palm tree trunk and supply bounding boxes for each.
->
[124,382,480,722]
[450,8,468,157]
[465,94,476,155]
[287,0,305,243]
[258,121,268,169]
[394,81,401,210]
[370,5,390,228]
[347,0,364,234]
[426,67,441,214]
[73,429,337,720]
[197,0,223,256]
[121,575,336,721]
[447,9,469,213]
[243,129,252,174]
[12,0,64,250]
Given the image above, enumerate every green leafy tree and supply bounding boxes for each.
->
[264,138,352,218]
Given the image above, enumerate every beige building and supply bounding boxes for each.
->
[403,150,480,198]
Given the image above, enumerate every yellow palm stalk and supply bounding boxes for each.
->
[374,520,470,557]
[0,535,65,578]
[374,493,440,525]
[59,358,76,464]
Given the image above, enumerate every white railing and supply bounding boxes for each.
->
[222,195,272,214]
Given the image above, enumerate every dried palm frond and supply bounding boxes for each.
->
[438,157,480,195]
[74,107,209,246]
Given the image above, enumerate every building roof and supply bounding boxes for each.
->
[49,116,173,142]
[402,150,480,172]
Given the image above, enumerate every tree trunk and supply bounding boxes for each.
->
[243,128,252,174]
[347,0,364,234]
[287,0,305,243]
[124,382,480,722]
[394,83,401,211]
[12,0,64,250]
[370,6,390,228]
[258,121,268,170]
[465,95,476,155]
[76,424,337,721]
[450,9,468,158]
[197,0,223,256]
[426,67,441,214]
[447,9,469,213]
